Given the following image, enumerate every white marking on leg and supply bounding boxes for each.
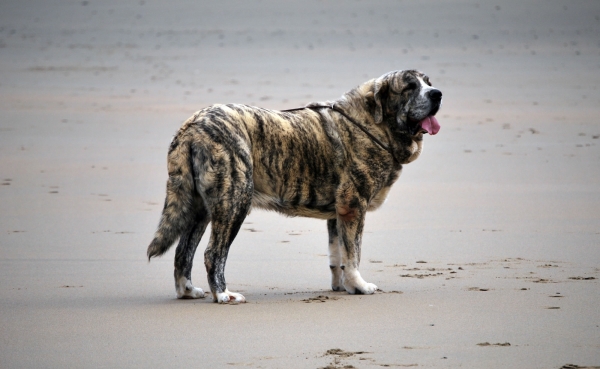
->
[176,276,205,299]
[342,268,377,295]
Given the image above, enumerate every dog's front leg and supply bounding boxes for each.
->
[335,197,377,295]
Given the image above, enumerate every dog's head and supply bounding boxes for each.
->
[371,70,441,136]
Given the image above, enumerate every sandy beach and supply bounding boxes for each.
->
[1,0,599,368]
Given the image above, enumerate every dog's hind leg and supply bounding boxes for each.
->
[207,198,252,305]
[327,219,344,291]
[204,190,251,303]
[174,202,210,299]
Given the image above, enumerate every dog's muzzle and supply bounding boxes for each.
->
[418,89,442,135]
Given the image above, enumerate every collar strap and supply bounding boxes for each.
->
[282,104,400,164]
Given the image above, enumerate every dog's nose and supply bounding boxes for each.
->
[428,89,442,102]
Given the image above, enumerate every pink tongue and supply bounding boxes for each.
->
[419,116,440,135]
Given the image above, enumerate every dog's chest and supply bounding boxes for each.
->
[368,186,392,211]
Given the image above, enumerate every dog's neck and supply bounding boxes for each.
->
[336,81,378,126]
[336,83,421,166]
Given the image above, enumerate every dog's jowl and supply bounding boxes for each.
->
[147,70,442,303]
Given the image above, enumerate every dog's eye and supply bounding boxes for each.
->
[403,82,418,93]
[423,76,432,86]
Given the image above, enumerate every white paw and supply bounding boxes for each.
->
[215,289,246,304]
[177,285,205,299]
[343,271,378,295]
[353,282,378,295]
[176,277,205,299]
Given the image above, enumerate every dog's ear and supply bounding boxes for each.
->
[372,76,389,124]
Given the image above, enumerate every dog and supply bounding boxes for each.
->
[147,70,442,303]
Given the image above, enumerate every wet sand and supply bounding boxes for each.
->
[1,0,599,368]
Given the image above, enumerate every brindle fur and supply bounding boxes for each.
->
[147,70,442,303]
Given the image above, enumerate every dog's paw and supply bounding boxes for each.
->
[330,266,344,291]
[348,282,378,295]
[214,289,246,304]
[178,286,205,299]
[176,277,205,299]
[343,271,377,295]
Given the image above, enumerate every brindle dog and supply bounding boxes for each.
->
[147,70,442,303]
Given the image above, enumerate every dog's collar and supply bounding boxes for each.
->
[281,104,400,164]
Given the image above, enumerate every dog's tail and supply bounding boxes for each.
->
[147,128,201,261]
